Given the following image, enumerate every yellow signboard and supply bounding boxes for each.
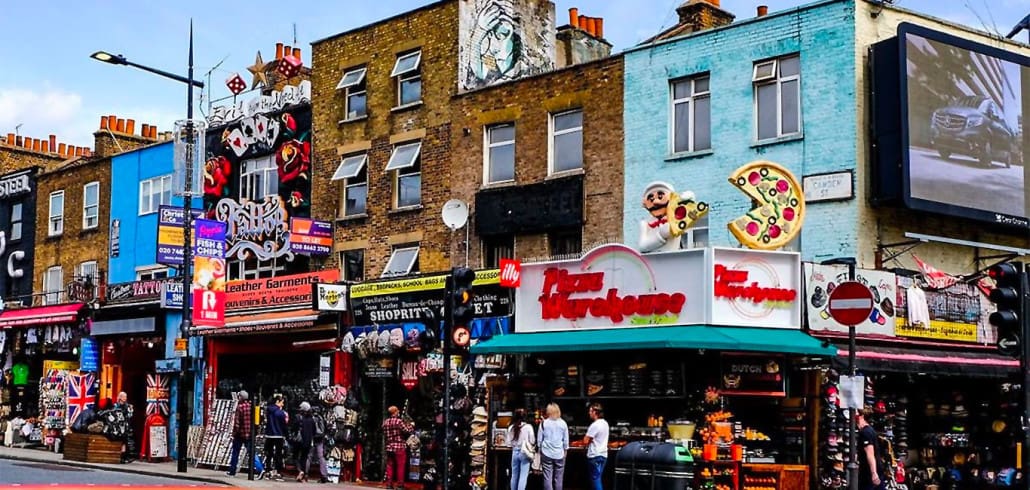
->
[350,269,500,298]
[174,338,188,351]
[43,360,79,373]
[894,318,977,343]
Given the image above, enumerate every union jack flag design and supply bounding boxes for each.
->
[146,374,170,416]
[66,373,96,425]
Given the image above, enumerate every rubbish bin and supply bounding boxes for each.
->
[614,441,694,490]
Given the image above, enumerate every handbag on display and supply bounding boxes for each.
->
[519,431,536,461]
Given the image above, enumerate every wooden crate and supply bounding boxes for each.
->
[63,433,123,464]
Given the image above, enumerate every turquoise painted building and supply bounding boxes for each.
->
[622,0,857,262]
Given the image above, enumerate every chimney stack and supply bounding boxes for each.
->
[569,8,579,28]
[674,0,735,35]
[276,42,284,60]
[757,5,768,17]
[292,47,301,61]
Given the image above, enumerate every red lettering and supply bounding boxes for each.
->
[669,293,686,313]
[537,288,688,324]
[622,296,637,317]
[714,264,749,284]
[541,268,606,295]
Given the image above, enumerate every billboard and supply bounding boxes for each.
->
[899,23,1030,228]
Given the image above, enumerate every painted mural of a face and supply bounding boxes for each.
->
[468,0,523,85]
[643,183,673,219]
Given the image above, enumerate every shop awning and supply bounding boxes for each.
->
[470,325,836,357]
[193,309,331,336]
[834,344,1020,378]
[0,303,84,329]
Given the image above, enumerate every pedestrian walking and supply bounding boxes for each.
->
[507,408,535,490]
[381,405,413,489]
[115,392,135,463]
[583,403,609,490]
[262,394,288,481]
[225,390,252,477]
[857,408,886,490]
[293,401,319,482]
[538,403,569,490]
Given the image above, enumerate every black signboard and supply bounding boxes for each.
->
[363,358,396,379]
[106,278,175,304]
[349,270,511,326]
[475,175,583,235]
[719,353,787,396]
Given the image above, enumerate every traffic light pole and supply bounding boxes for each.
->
[1021,271,1030,473]
[442,274,453,490]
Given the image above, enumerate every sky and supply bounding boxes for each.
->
[0,0,1027,148]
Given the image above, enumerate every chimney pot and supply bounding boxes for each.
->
[100,116,109,130]
[5,133,13,145]
[49,134,56,150]
[708,0,720,6]
[84,148,91,157]
[58,143,67,155]
[142,124,150,137]
[126,119,136,136]
[597,17,605,38]
[151,126,159,139]
[116,118,126,133]
[284,45,292,58]
[15,136,23,147]
[590,17,599,36]
[578,15,587,31]
[569,8,579,27]
[276,42,284,60]
[757,5,768,16]
[32,139,41,152]
[107,115,117,131]
[41,141,49,153]
[75,147,83,156]
[292,47,301,61]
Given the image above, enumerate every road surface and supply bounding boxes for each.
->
[909,146,1026,218]
[0,459,224,486]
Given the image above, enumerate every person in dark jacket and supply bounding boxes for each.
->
[293,401,327,482]
[262,394,288,481]
[226,391,252,477]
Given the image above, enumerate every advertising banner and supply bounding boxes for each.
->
[225,270,339,314]
[719,353,786,396]
[289,218,333,256]
[894,275,988,343]
[159,281,188,309]
[79,338,99,372]
[349,269,510,326]
[155,206,205,265]
[804,263,897,337]
[710,248,802,329]
[191,219,226,327]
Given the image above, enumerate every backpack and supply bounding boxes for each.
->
[314,415,326,439]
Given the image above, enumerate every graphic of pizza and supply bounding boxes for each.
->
[667,192,709,238]
[727,161,805,250]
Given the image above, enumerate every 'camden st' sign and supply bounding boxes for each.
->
[349,270,510,326]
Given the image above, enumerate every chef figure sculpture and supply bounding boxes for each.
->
[638,181,709,253]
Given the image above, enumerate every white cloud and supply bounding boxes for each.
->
[0,86,83,142]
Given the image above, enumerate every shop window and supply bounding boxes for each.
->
[228,259,285,281]
[392,50,422,107]
[136,267,169,281]
[382,244,419,278]
[483,234,514,269]
[754,54,801,141]
[485,123,515,184]
[10,202,22,241]
[548,228,582,258]
[48,190,64,236]
[83,181,100,230]
[332,153,368,217]
[682,214,709,249]
[239,155,279,201]
[139,174,172,215]
[671,74,711,153]
[549,109,583,174]
[340,249,364,282]
[336,66,367,120]
[43,266,62,305]
[385,141,422,208]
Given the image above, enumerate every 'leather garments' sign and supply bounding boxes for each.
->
[719,353,786,396]
[349,270,510,326]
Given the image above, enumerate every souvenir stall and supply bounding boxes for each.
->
[806,263,1024,490]
[472,244,834,490]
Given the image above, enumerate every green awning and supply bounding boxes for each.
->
[470,325,836,357]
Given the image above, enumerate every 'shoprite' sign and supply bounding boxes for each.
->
[349,270,510,326]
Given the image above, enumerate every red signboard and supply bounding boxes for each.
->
[499,259,521,288]
[827,281,875,326]
[192,290,226,327]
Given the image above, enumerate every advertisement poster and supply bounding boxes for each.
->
[191,219,226,327]
[804,263,896,337]
[349,269,510,326]
[902,23,1029,228]
[155,206,206,265]
[719,353,786,397]
[79,338,99,372]
[894,275,988,343]
[145,374,170,416]
[289,218,332,255]
[225,270,339,314]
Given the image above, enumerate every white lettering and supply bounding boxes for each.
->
[0,175,31,199]
[207,81,311,126]
[215,197,292,263]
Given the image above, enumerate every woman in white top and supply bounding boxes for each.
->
[537,403,570,490]
[507,408,535,490]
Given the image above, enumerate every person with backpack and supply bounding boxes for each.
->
[262,394,288,481]
[292,401,324,483]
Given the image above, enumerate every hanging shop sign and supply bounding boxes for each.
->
[805,264,896,337]
[719,353,787,397]
[191,219,227,327]
[289,218,332,256]
[44,360,79,372]
[79,338,99,372]
[349,269,509,326]
[110,219,120,258]
[155,206,206,265]
[319,354,332,388]
[710,248,801,329]
[893,276,984,343]
[313,283,348,312]
[225,270,340,314]
[159,281,189,309]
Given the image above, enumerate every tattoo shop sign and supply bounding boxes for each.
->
[349,269,510,326]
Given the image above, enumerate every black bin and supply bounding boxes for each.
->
[614,441,695,490]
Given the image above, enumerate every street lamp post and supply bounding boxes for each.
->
[91,22,205,474]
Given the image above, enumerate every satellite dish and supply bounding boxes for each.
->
[442,199,469,231]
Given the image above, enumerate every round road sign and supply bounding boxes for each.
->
[827,281,875,326]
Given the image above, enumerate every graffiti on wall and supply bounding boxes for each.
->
[203,94,312,268]
[458,0,555,91]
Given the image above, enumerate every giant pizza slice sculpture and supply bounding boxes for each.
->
[727,160,805,250]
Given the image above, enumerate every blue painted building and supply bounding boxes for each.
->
[105,140,203,458]
[622,0,857,263]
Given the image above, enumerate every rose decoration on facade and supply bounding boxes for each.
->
[276,139,311,183]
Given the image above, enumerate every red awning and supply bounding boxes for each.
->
[833,343,1019,378]
[0,303,85,328]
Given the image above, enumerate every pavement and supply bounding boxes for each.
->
[0,445,377,489]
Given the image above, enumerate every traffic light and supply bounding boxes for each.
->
[988,262,1026,356]
[448,267,476,351]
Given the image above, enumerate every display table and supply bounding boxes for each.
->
[63,433,123,464]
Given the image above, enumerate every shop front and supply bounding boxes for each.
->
[472,244,834,490]
[804,263,1022,490]
[342,269,512,485]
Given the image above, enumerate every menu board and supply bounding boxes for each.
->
[149,425,168,459]
[719,353,787,396]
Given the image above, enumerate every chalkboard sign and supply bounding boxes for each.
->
[149,425,168,459]
[363,359,395,379]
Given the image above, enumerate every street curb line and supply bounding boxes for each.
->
[0,454,236,487]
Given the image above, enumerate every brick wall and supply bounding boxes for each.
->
[452,56,625,267]
[622,0,857,262]
[311,1,460,280]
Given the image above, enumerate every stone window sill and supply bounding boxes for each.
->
[546,168,585,180]
[665,149,714,162]
[391,101,424,113]
[389,205,424,215]
[338,115,369,125]
[336,213,368,223]
[751,133,804,148]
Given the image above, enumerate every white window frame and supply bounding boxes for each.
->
[48,191,64,236]
[392,50,422,107]
[77,261,99,285]
[332,153,368,181]
[239,155,279,201]
[670,75,711,154]
[381,245,420,278]
[135,266,169,281]
[337,66,368,120]
[385,141,422,171]
[336,154,368,218]
[10,202,23,241]
[139,174,173,215]
[548,109,584,175]
[682,214,710,249]
[387,141,422,209]
[43,266,63,305]
[82,181,100,230]
[484,123,516,185]
[753,54,802,141]
[228,259,286,281]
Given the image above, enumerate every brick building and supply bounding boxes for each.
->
[451,53,624,268]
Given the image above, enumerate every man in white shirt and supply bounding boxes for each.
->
[582,403,609,490]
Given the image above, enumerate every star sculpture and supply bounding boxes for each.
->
[247,51,268,89]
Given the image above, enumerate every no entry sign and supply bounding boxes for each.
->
[827,281,875,326]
